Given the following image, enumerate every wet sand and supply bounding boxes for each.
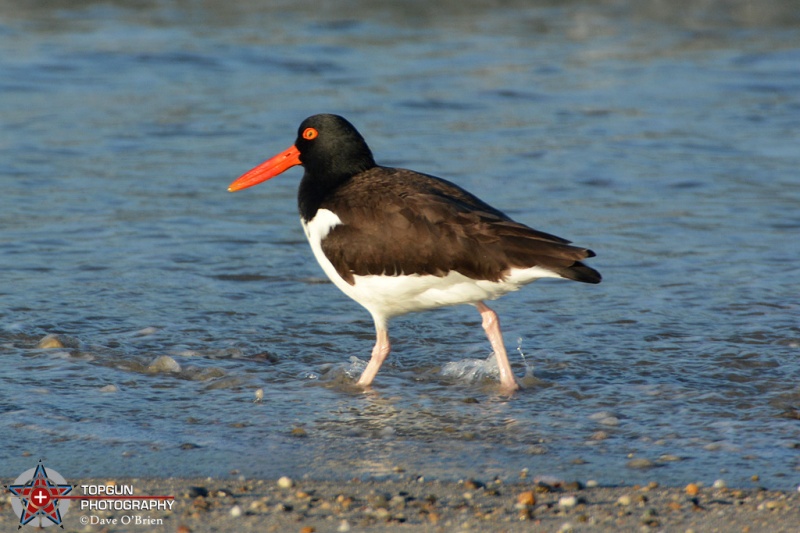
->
[25,476,799,532]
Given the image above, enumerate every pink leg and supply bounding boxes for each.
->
[476,302,520,391]
[356,327,390,387]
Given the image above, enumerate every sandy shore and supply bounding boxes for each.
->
[8,475,797,533]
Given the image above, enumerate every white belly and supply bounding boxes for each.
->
[301,209,562,328]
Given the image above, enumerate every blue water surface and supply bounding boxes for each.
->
[1,1,798,489]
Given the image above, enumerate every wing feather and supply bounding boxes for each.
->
[319,167,601,285]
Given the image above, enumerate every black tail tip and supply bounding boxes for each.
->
[566,263,602,284]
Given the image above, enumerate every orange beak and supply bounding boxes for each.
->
[228,145,302,192]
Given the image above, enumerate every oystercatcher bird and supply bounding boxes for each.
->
[229,114,600,391]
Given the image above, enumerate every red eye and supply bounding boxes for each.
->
[302,127,318,140]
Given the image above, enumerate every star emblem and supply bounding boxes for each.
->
[7,460,73,528]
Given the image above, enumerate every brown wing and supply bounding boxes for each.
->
[319,167,601,285]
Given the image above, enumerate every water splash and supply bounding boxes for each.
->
[440,353,501,383]
[516,337,535,380]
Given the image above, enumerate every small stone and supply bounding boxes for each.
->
[626,458,655,469]
[659,454,682,462]
[713,479,727,489]
[685,483,700,496]
[389,495,406,509]
[254,388,264,403]
[299,527,315,533]
[336,495,354,510]
[229,505,242,517]
[617,495,632,506]
[463,479,484,490]
[586,480,599,488]
[147,355,181,373]
[557,522,574,533]
[291,427,308,438]
[516,491,536,506]
[759,500,781,511]
[37,335,65,349]
[192,496,211,511]
[187,486,209,498]
[590,431,609,441]
[337,521,351,532]
[751,474,760,482]
[176,526,192,533]
[640,508,659,527]
[559,495,579,509]
[277,476,294,489]
[99,384,118,393]
[249,499,268,512]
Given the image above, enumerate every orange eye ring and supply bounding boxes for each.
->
[302,127,318,140]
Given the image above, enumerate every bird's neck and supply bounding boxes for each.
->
[297,149,377,222]
[298,171,349,222]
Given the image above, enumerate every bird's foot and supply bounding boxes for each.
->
[499,378,522,394]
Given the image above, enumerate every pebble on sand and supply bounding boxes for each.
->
[277,476,294,489]
[685,483,700,496]
[187,487,209,498]
[558,495,580,509]
[78,476,800,532]
[516,491,536,506]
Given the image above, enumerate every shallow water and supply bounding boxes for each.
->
[1,0,799,489]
